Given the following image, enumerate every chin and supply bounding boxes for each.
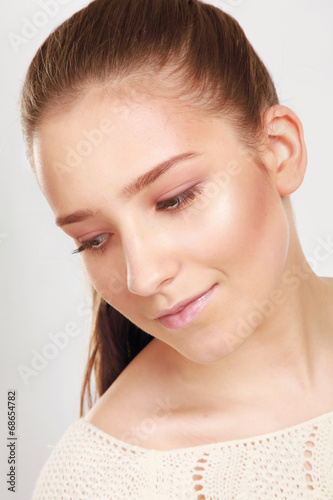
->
[174,324,249,365]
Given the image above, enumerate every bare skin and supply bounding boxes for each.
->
[32,86,333,450]
[85,275,333,450]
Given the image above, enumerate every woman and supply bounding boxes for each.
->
[21,0,333,497]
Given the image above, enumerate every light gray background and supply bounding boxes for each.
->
[1,0,333,498]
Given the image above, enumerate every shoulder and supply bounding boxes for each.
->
[31,417,152,499]
[31,419,108,498]
[84,339,184,449]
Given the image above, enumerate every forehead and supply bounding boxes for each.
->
[32,86,240,212]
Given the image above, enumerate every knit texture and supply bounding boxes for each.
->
[32,410,333,499]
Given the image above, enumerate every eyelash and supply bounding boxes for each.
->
[72,234,108,255]
[155,185,202,212]
[72,185,202,255]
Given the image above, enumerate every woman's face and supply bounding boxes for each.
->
[33,88,290,363]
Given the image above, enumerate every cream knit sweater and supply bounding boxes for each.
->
[32,410,333,499]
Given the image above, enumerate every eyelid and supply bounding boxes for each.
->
[72,233,110,254]
[156,179,203,204]
[156,185,203,212]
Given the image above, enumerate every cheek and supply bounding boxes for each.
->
[81,256,130,309]
[178,170,289,288]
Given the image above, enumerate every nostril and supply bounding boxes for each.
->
[160,276,175,287]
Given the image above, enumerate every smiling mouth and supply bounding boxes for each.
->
[153,284,217,330]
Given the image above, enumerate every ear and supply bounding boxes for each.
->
[261,105,308,196]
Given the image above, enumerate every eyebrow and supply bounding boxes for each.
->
[55,208,102,227]
[55,151,202,227]
[120,151,202,200]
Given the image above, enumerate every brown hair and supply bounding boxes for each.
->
[20,0,279,416]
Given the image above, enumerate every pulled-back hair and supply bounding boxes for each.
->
[20,0,279,416]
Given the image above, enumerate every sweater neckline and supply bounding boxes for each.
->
[79,408,333,454]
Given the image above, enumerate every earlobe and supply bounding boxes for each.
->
[262,105,308,196]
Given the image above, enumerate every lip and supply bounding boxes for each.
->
[153,284,217,330]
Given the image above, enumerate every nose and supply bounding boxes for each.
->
[123,231,179,296]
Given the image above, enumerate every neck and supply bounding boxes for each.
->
[155,223,333,409]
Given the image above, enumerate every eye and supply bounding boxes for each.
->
[156,186,202,211]
[72,234,109,255]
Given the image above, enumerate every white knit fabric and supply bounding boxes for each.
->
[32,410,333,499]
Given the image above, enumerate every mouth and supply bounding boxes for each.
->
[153,284,217,330]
